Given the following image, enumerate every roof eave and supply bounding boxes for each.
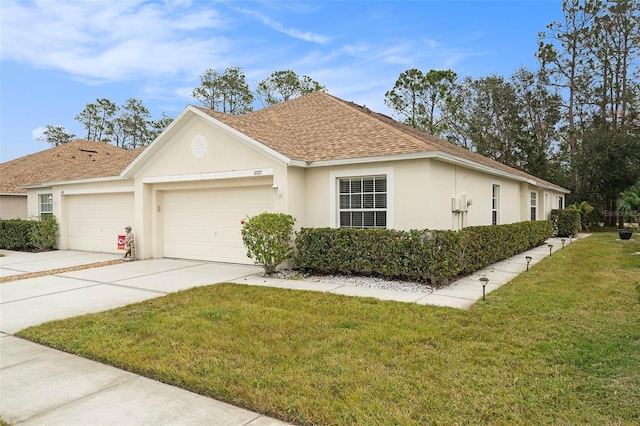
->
[307,151,570,193]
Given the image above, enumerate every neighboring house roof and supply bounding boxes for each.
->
[0,140,144,194]
[196,92,568,192]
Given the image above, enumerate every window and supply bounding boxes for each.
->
[338,176,387,228]
[492,185,500,225]
[558,196,564,209]
[39,193,53,217]
[530,192,537,221]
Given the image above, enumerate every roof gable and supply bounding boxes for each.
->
[0,140,143,193]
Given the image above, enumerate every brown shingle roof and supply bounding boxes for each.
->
[197,92,566,190]
[0,140,144,194]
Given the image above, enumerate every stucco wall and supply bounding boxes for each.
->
[302,158,564,231]
[0,195,28,219]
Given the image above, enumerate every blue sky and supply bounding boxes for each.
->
[0,0,563,162]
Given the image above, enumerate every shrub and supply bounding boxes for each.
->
[295,221,553,287]
[0,216,58,251]
[550,209,580,237]
[30,215,59,251]
[240,212,296,274]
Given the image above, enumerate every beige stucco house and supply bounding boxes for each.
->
[20,92,568,264]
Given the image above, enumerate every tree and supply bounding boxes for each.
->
[191,66,254,114]
[256,70,326,106]
[148,113,174,142]
[75,98,117,141]
[385,68,457,135]
[574,127,640,225]
[37,125,76,146]
[115,98,152,149]
[537,0,600,187]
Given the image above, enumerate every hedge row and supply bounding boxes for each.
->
[295,221,553,287]
[550,209,580,237]
[0,217,58,251]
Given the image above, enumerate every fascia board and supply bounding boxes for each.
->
[19,176,130,189]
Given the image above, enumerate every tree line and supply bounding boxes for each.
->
[39,0,638,224]
[39,69,325,149]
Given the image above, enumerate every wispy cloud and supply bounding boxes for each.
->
[0,0,228,82]
[235,7,331,44]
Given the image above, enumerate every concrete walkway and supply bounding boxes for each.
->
[0,236,582,425]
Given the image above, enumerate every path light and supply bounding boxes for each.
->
[480,277,489,301]
[561,238,565,249]
[525,256,532,271]
[548,244,553,256]
[569,236,573,244]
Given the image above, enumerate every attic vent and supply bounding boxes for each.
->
[80,149,98,153]
[191,134,207,158]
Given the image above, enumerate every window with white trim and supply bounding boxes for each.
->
[339,176,387,228]
[492,185,500,225]
[558,196,564,209]
[39,193,53,218]
[530,192,537,221]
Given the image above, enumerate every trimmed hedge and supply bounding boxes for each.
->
[295,221,553,287]
[550,209,580,237]
[0,217,58,251]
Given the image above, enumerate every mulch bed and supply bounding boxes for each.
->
[0,259,128,284]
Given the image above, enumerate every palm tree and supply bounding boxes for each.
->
[568,201,594,231]
[616,180,640,227]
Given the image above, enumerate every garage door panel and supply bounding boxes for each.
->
[66,193,134,253]
[163,187,273,264]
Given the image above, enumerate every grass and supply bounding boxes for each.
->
[17,233,640,425]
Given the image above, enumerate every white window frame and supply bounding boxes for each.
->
[530,191,537,221]
[558,195,564,209]
[329,167,394,228]
[492,184,500,225]
[39,193,53,217]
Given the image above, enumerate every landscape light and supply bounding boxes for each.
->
[561,238,565,249]
[548,244,553,256]
[480,277,489,301]
[525,256,532,271]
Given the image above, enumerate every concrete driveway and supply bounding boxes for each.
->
[0,250,288,425]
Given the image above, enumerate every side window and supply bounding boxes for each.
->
[338,176,387,228]
[530,192,537,221]
[492,185,500,225]
[39,193,53,218]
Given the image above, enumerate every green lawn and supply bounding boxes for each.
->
[17,233,640,425]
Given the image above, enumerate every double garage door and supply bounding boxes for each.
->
[162,186,273,264]
[66,192,134,253]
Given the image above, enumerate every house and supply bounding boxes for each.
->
[20,92,568,263]
[1,140,142,248]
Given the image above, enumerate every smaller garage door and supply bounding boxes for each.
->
[65,193,134,253]
[163,186,273,264]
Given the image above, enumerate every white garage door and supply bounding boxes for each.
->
[66,193,134,253]
[162,186,273,264]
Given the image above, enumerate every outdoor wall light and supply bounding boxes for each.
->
[561,238,565,249]
[548,244,553,256]
[272,184,280,197]
[525,256,533,271]
[479,277,489,301]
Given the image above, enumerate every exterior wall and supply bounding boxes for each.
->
[132,116,288,260]
[303,158,565,232]
[0,195,28,219]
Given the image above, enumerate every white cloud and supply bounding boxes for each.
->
[235,8,331,44]
[0,0,228,83]
[31,126,46,141]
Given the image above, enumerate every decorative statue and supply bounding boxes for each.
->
[124,225,135,258]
